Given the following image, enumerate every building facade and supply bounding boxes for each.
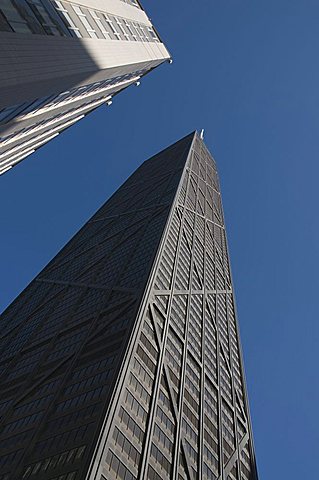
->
[0,0,170,175]
[0,132,258,480]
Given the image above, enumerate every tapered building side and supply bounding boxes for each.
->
[0,132,258,480]
[0,0,170,175]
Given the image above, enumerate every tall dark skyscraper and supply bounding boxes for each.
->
[0,0,170,175]
[0,132,258,480]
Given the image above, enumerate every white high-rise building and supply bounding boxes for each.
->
[0,0,170,175]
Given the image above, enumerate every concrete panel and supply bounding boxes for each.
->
[0,32,169,109]
[66,0,152,25]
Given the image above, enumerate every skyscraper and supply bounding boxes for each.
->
[0,132,258,480]
[0,0,170,175]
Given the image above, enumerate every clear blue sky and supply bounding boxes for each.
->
[1,1,318,478]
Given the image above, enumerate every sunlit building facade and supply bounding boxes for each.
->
[0,0,170,175]
[0,132,258,480]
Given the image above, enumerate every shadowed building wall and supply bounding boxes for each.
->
[0,132,258,480]
[0,0,170,175]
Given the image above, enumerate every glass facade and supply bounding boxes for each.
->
[0,0,69,35]
[0,1,160,41]
[0,133,258,480]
